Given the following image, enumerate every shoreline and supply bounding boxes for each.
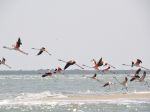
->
[44,92,150,101]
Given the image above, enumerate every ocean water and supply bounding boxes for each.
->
[0,74,150,112]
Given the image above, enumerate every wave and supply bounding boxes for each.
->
[0,91,68,106]
[15,91,68,100]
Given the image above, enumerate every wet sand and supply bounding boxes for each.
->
[45,92,150,101]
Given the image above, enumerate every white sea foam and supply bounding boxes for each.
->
[15,91,68,100]
[0,91,68,106]
[0,99,149,106]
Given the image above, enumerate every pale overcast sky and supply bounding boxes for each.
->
[0,0,149,70]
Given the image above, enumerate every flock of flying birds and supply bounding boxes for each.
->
[0,38,150,92]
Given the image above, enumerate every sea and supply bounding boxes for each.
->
[0,73,150,112]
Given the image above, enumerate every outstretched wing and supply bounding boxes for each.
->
[92,59,97,65]
[136,59,142,64]
[134,68,141,76]
[103,82,109,87]
[64,63,71,70]
[42,73,52,77]
[139,71,146,82]
[97,58,103,66]
[91,73,97,78]
[1,58,6,64]
[130,77,136,82]
[102,66,110,72]
[37,50,43,55]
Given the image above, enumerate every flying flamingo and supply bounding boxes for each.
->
[82,58,104,70]
[122,59,149,70]
[102,66,111,73]
[0,57,11,69]
[91,58,104,70]
[113,76,128,92]
[102,81,113,89]
[132,59,142,67]
[58,59,84,70]
[101,61,116,74]
[32,47,51,56]
[82,58,103,70]
[135,71,150,88]
[101,66,116,74]
[83,57,116,71]
[89,73,101,82]
[130,68,141,82]
[41,69,53,77]
[53,67,63,74]
[3,38,28,55]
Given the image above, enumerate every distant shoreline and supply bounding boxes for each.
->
[0,69,150,75]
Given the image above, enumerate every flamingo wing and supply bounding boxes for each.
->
[64,63,71,70]
[139,71,146,82]
[97,57,103,66]
[137,59,142,64]
[134,68,141,76]
[37,50,43,55]
[103,82,109,87]
[2,58,6,64]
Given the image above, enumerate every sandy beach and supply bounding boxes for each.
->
[45,92,150,101]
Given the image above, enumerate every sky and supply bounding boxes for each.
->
[0,0,150,70]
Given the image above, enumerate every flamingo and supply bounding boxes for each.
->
[82,58,104,70]
[58,59,84,70]
[53,67,63,74]
[0,57,11,69]
[122,59,149,70]
[83,57,116,71]
[113,76,128,92]
[101,66,111,73]
[32,47,51,56]
[41,69,53,77]
[3,38,28,55]
[102,81,113,89]
[90,73,101,82]
[138,71,150,88]
[91,58,104,70]
[132,59,142,67]
[130,68,141,82]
